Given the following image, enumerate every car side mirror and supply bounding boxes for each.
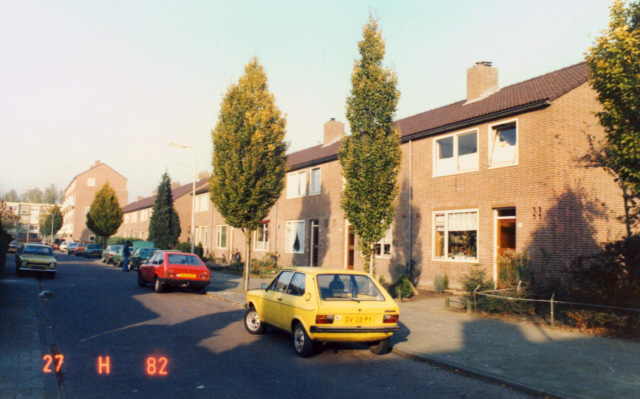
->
[261,283,268,290]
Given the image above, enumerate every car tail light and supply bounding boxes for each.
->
[166,271,176,278]
[316,315,334,324]
[199,273,209,280]
[383,314,399,323]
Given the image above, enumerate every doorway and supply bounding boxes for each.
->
[310,220,319,266]
[495,208,516,282]
[346,225,355,270]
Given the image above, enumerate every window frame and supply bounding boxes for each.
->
[254,223,269,251]
[285,220,305,254]
[87,178,95,187]
[432,208,480,263]
[309,167,321,195]
[374,227,393,258]
[216,225,228,249]
[488,119,518,169]
[433,129,479,177]
[287,171,307,198]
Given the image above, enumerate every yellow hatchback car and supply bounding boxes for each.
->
[245,268,400,357]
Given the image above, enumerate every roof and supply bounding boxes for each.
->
[286,62,589,171]
[122,178,208,213]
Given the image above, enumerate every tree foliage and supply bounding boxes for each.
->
[586,0,640,234]
[41,205,63,239]
[3,190,19,202]
[43,184,61,204]
[148,172,181,249]
[86,182,123,245]
[210,57,288,291]
[339,15,402,273]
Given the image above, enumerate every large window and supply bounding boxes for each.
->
[374,227,392,258]
[434,131,478,176]
[195,194,210,212]
[287,171,306,198]
[489,122,517,167]
[217,225,228,249]
[254,223,269,251]
[433,210,478,261]
[309,167,321,195]
[285,220,305,253]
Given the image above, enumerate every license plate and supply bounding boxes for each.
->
[343,315,373,324]
[179,273,196,278]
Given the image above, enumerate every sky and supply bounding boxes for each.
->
[1,0,614,203]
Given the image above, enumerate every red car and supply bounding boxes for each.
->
[74,243,86,256]
[138,251,210,294]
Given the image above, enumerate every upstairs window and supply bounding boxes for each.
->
[489,122,517,167]
[131,212,137,223]
[87,178,95,187]
[309,167,321,195]
[435,131,478,176]
[287,171,306,198]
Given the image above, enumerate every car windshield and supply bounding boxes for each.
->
[139,248,157,257]
[22,246,53,257]
[111,246,123,252]
[87,244,101,249]
[317,274,385,301]
[167,254,203,266]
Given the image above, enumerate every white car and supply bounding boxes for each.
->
[59,241,71,252]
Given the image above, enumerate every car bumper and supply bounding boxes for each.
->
[158,278,210,288]
[18,265,56,272]
[309,325,400,333]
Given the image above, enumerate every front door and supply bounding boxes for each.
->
[346,225,355,270]
[310,220,319,266]
[496,208,516,283]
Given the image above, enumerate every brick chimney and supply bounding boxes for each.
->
[466,61,498,104]
[171,182,181,189]
[197,171,210,181]
[137,196,144,201]
[323,118,345,146]
[92,160,101,168]
[152,190,157,196]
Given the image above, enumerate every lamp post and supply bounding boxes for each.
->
[169,142,196,254]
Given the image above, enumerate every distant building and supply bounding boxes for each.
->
[60,160,128,242]
[5,202,55,242]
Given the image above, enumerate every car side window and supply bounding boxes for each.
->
[155,255,164,265]
[148,253,159,264]
[271,271,293,293]
[286,273,306,296]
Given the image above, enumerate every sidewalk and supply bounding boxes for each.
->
[0,257,60,399]
[206,270,640,399]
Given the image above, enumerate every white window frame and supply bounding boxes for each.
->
[287,171,306,198]
[124,213,130,223]
[87,178,95,187]
[217,225,228,249]
[309,167,321,195]
[488,119,518,168]
[285,220,305,254]
[433,129,479,177]
[375,227,393,258]
[432,209,479,262]
[131,212,138,223]
[254,223,269,251]
[85,206,90,216]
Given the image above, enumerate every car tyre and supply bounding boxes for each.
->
[137,271,146,287]
[244,307,266,335]
[293,323,315,358]
[369,338,390,355]
[154,277,164,293]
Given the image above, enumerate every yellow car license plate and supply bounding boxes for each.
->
[179,273,196,278]
[343,315,373,324]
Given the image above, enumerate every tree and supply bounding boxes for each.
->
[22,188,44,203]
[339,15,402,276]
[41,205,63,241]
[3,190,19,202]
[43,184,61,204]
[86,183,123,246]
[210,57,288,292]
[586,0,640,237]
[148,172,181,249]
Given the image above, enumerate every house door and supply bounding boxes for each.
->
[310,220,319,266]
[346,225,355,270]
[495,208,516,282]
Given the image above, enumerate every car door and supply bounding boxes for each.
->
[140,253,159,282]
[279,272,309,332]
[261,271,294,329]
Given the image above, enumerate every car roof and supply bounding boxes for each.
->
[23,244,51,249]
[285,267,373,277]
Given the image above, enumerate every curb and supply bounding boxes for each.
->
[206,292,245,307]
[392,347,565,399]
[36,280,62,399]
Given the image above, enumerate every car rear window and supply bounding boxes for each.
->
[22,246,53,256]
[317,274,384,301]
[167,254,203,266]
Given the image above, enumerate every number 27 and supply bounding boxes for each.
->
[43,354,64,373]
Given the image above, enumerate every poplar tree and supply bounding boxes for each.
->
[586,0,640,237]
[41,205,63,240]
[339,15,401,275]
[148,172,181,249]
[86,183,123,246]
[210,57,288,292]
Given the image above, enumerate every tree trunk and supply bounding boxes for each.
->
[244,230,252,292]
[622,184,633,239]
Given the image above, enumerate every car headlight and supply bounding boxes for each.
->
[22,261,28,267]
[50,263,56,268]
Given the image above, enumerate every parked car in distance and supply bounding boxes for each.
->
[245,268,400,358]
[67,242,79,255]
[8,241,17,254]
[74,243,86,256]
[15,243,57,278]
[83,243,103,258]
[102,245,123,264]
[129,247,160,270]
[59,241,70,252]
[112,246,127,267]
[138,251,209,294]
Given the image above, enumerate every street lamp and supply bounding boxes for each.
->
[169,142,196,254]
[16,188,36,244]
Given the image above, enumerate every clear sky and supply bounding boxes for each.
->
[1,0,613,203]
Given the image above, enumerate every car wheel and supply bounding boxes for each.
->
[154,278,164,293]
[137,271,146,287]
[293,323,315,358]
[368,338,390,355]
[244,308,266,335]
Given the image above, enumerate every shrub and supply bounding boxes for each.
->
[433,274,445,293]
[459,266,493,296]
[175,242,191,253]
[497,250,532,289]
[443,273,449,290]
[392,274,414,299]
[379,275,386,285]
[195,242,204,258]
[249,252,280,277]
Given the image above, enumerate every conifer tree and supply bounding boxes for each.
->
[339,15,401,275]
[41,204,63,240]
[210,57,288,291]
[86,183,123,246]
[148,173,181,249]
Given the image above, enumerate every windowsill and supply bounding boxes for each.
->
[216,247,227,250]
[285,251,305,254]
[308,192,321,196]
[375,255,392,259]
[254,247,268,252]
[432,257,479,263]
[488,162,518,170]
[286,195,306,199]
[432,168,479,178]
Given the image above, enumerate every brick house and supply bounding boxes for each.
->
[60,161,128,242]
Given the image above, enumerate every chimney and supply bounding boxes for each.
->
[197,171,210,181]
[137,196,144,201]
[94,160,101,167]
[323,118,345,146]
[171,182,181,189]
[466,61,498,104]
[152,190,157,196]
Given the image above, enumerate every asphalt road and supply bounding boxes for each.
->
[34,253,535,399]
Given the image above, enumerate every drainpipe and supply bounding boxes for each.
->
[408,140,413,276]
[274,203,278,255]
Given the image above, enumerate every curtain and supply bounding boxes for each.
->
[448,212,477,231]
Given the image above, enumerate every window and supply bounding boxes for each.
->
[285,220,305,253]
[131,212,137,223]
[140,231,145,240]
[85,207,90,216]
[217,225,228,249]
[374,227,392,258]
[269,271,294,293]
[89,236,95,242]
[287,171,306,198]
[489,122,517,166]
[433,210,478,261]
[87,178,95,187]
[139,209,148,222]
[124,214,130,223]
[286,272,306,296]
[198,226,208,246]
[254,223,269,251]
[434,131,478,176]
[132,232,137,238]
[196,194,210,212]
[309,167,321,195]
